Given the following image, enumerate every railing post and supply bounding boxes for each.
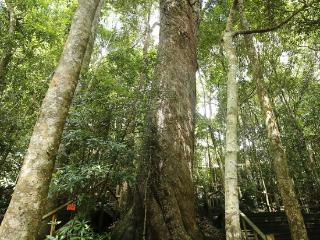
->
[240,211,267,240]
[49,213,57,236]
[241,217,249,240]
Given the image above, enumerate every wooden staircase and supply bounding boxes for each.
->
[240,211,274,240]
[244,212,320,240]
[242,229,265,240]
[212,209,320,239]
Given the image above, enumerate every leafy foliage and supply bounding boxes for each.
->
[45,218,111,240]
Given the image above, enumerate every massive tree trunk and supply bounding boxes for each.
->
[222,1,241,239]
[0,1,100,239]
[238,1,309,239]
[0,0,17,92]
[112,0,204,239]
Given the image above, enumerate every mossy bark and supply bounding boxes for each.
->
[112,1,204,239]
[0,1,100,239]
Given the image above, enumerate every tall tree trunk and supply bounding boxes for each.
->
[81,0,105,72]
[37,2,105,239]
[199,73,216,184]
[238,1,309,239]
[0,0,17,92]
[208,126,225,188]
[278,88,320,189]
[222,1,241,239]
[112,0,204,239]
[0,1,100,239]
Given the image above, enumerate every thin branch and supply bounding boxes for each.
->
[233,0,317,36]
[298,45,320,51]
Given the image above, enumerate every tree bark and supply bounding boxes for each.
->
[222,1,241,239]
[0,0,17,92]
[238,1,309,239]
[0,1,100,239]
[112,0,205,239]
[36,2,105,239]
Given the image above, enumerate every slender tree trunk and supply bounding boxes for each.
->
[269,60,319,189]
[112,1,205,239]
[121,5,154,142]
[115,7,155,215]
[238,1,309,239]
[278,89,320,188]
[208,126,225,187]
[223,1,241,239]
[36,2,105,239]
[0,0,17,92]
[0,1,100,239]
[199,73,216,183]
[81,0,105,72]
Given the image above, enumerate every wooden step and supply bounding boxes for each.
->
[243,212,320,240]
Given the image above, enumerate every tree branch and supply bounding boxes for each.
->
[233,0,317,36]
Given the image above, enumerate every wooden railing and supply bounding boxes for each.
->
[42,200,73,236]
[42,200,72,220]
[240,211,275,240]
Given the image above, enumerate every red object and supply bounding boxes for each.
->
[66,203,76,211]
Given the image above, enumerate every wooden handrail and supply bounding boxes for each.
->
[42,200,73,220]
[240,211,267,240]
